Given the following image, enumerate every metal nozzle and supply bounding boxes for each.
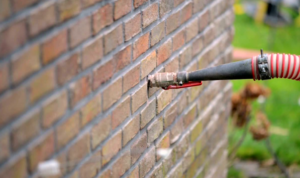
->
[148,72,178,88]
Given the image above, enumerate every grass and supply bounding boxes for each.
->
[229,13,300,166]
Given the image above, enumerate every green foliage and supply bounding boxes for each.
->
[227,167,247,178]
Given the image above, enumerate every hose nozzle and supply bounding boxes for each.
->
[148,72,178,88]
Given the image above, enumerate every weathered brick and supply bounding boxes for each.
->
[68,133,90,170]
[56,113,80,150]
[0,62,9,93]
[143,3,158,28]
[131,83,147,113]
[156,132,170,161]
[114,0,132,20]
[140,146,155,177]
[175,133,189,159]
[12,45,40,84]
[182,148,195,172]
[0,87,27,128]
[179,46,192,69]
[131,132,147,164]
[174,0,184,7]
[141,51,156,79]
[58,0,81,22]
[69,16,92,49]
[128,166,139,178]
[170,119,184,143]
[80,93,101,127]
[69,75,91,108]
[192,36,204,57]
[0,19,27,58]
[93,60,115,90]
[167,161,183,178]
[186,19,199,42]
[190,120,203,143]
[164,103,177,129]
[99,169,112,178]
[182,2,193,23]
[199,10,210,32]
[166,11,181,35]
[0,155,27,178]
[112,151,131,177]
[151,21,165,46]
[157,39,172,65]
[133,33,149,60]
[147,117,163,143]
[177,92,188,115]
[0,132,9,163]
[150,163,163,178]
[112,96,130,129]
[123,65,140,93]
[0,0,11,22]
[92,4,113,34]
[134,0,147,8]
[160,0,173,17]
[57,52,80,86]
[79,152,101,178]
[104,25,123,54]
[28,1,56,37]
[183,105,197,129]
[157,90,172,114]
[28,132,55,172]
[125,14,141,41]
[114,45,131,72]
[102,130,122,165]
[91,115,111,148]
[81,0,100,9]
[140,99,156,129]
[193,0,205,13]
[42,30,68,64]
[12,0,38,12]
[102,78,122,111]
[165,57,179,73]
[123,115,139,146]
[172,30,185,52]
[29,67,56,103]
[82,36,103,69]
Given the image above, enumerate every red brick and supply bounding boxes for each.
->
[104,25,123,54]
[128,166,139,178]
[68,133,90,170]
[131,83,147,113]
[57,53,80,86]
[140,99,156,129]
[69,16,92,49]
[172,30,185,52]
[147,117,163,143]
[0,87,27,128]
[0,62,9,93]
[69,75,92,108]
[93,60,115,90]
[0,0,11,22]
[28,132,55,172]
[80,93,101,127]
[156,132,170,160]
[56,113,80,149]
[134,0,147,8]
[192,36,204,57]
[12,45,40,84]
[111,151,131,177]
[42,30,68,64]
[0,155,27,178]
[102,130,122,165]
[141,51,156,79]
[82,36,103,69]
[160,0,173,17]
[179,46,192,69]
[166,11,181,35]
[91,115,111,148]
[193,0,205,13]
[123,115,140,146]
[0,132,9,163]
[42,91,68,128]
[114,45,131,71]
[151,21,165,46]
[143,3,158,28]
[165,57,179,73]
[79,153,101,178]
[12,0,38,12]
[182,2,192,23]
[157,90,172,114]
[186,18,199,42]
[102,78,122,111]
[167,161,183,177]
[125,14,141,41]
[157,39,172,65]
[150,163,163,178]
[174,0,184,7]
[112,96,130,129]
[199,10,210,32]
[114,0,131,20]
[99,169,112,178]
[92,4,113,34]
[123,65,140,93]
[164,103,177,129]
[139,146,155,177]
[183,105,197,129]
[0,19,27,58]
[81,0,100,8]
[11,110,39,151]
[28,1,57,37]
[170,119,184,143]
[131,132,147,164]
[133,33,149,60]
[58,0,81,22]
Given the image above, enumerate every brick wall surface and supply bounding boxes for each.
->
[0,0,234,178]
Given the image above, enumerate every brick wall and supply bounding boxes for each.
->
[0,0,234,178]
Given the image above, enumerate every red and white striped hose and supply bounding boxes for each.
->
[252,54,300,81]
